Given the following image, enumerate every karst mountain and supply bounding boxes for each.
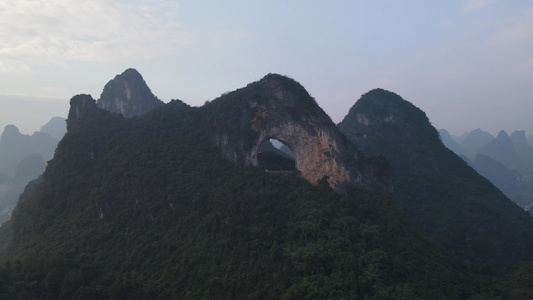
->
[1,70,533,298]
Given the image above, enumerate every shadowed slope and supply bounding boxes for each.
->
[338,88,533,266]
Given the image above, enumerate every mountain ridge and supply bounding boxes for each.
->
[338,88,533,266]
[0,75,476,298]
[96,68,164,118]
[1,70,533,297]
[201,74,390,193]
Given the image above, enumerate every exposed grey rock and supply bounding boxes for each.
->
[97,68,164,118]
[67,94,98,131]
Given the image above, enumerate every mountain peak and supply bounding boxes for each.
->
[121,67,143,78]
[96,68,164,118]
[339,89,533,265]
[339,88,438,142]
[204,75,390,193]
[510,130,526,141]
[478,130,519,170]
[1,125,21,141]
[67,94,97,131]
[496,130,510,139]
[510,130,533,165]
[40,117,67,141]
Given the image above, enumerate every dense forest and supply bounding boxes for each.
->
[1,74,533,298]
[338,89,533,267]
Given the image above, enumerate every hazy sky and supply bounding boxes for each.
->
[0,0,532,136]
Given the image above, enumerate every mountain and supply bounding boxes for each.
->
[439,128,472,158]
[478,130,521,171]
[441,128,533,211]
[0,75,486,298]
[337,88,533,266]
[527,134,533,148]
[510,130,533,171]
[279,144,294,158]
[257,140,295,171]
[470,153,533,211]
[96,68,164,118]
[0,123,59,224]
[471,153,523,191]
[13,153,46,185]
[40,116,67,141]
[200,73,390,193]
[452,131,469,144]
[0,125,57,177]
[461,128,494,159]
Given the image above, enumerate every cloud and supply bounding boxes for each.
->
[0,0,192,73]
[462,0,492,12]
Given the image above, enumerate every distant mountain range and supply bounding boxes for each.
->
[0,68,161,225]
[338,88,533,265]
[440,128,533,211]
[0,118,66,224]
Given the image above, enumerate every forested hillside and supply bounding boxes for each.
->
[1,74,532,298]
[0,93,482,299]
[338,88,533,267]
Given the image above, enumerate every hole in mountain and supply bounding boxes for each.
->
[257,139,295,172]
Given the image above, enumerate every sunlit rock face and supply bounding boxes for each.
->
[97,68,164,118]
[208,74,390,193]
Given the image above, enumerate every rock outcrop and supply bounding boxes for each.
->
[205,74,390,193]
[67,94,98,131]
[97,68,163,117]
[65,71,390,193]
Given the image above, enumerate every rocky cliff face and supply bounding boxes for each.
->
[65,71,390,193]
[96,68,163,117]
[205,74,390,193]
[67,94,98,131]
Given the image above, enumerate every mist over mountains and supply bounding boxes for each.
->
[1,69,533,298]
[440,128,533,211]
[338,89,533,265]
[0,118,66,224]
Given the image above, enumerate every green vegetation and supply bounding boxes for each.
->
[0,82,532,298]
[338,88,533,296]
[0,96,477,299]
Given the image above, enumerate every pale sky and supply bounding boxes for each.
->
[0,0,532,136]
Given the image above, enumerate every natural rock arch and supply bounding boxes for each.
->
[255,139,295,171]
[208,74,389,193]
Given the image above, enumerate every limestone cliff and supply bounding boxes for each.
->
[67,94,98,131]
[65,72,389,193]
[204,74,390,193]
[97,68,163,117]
